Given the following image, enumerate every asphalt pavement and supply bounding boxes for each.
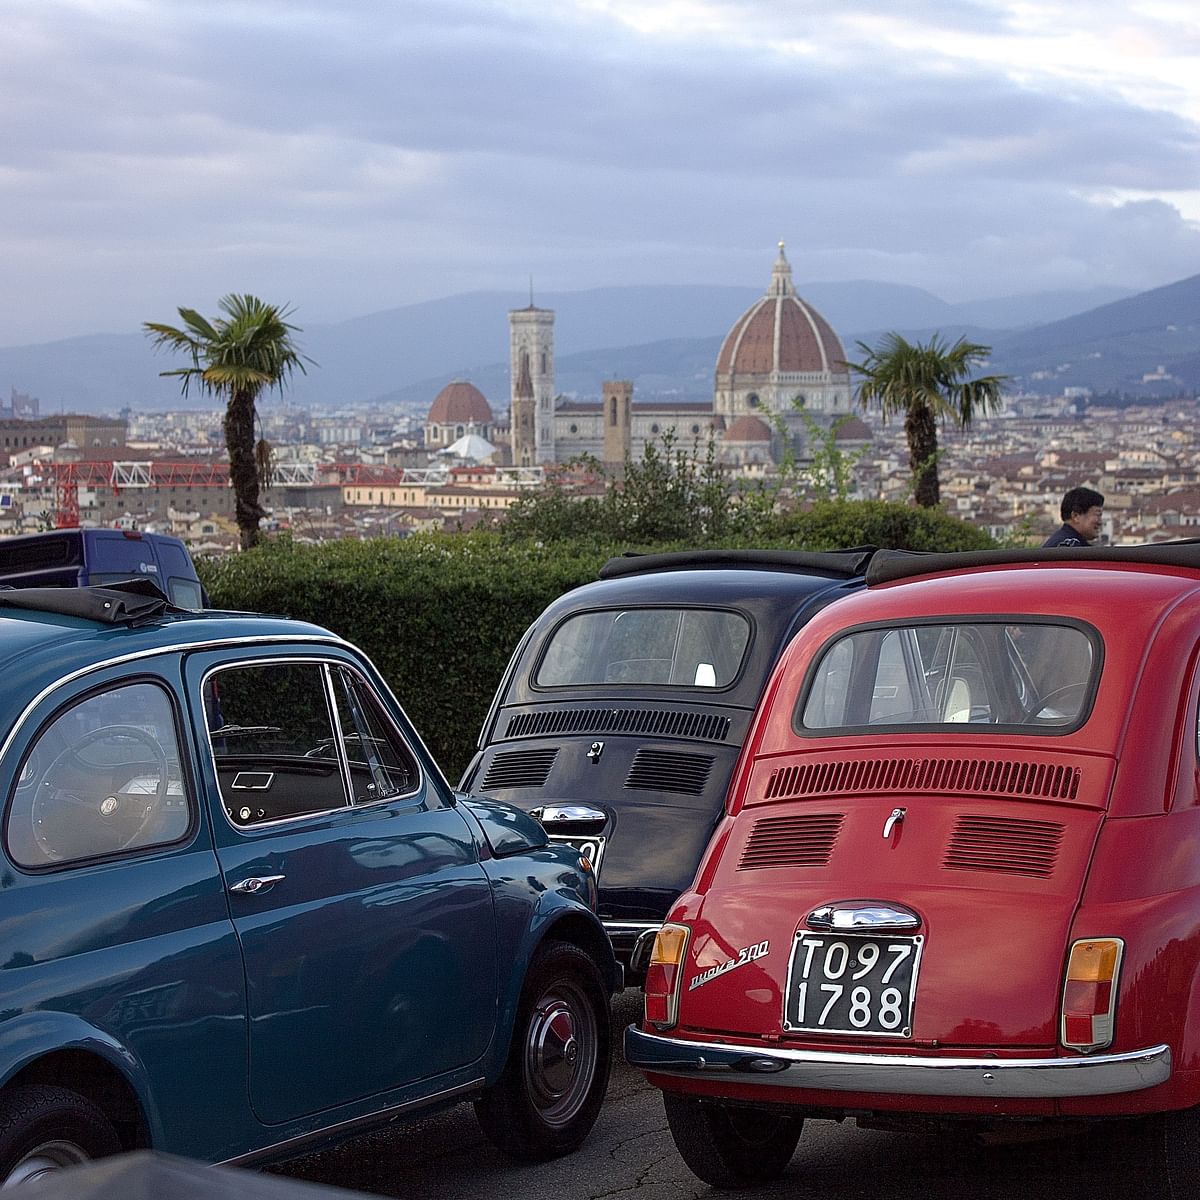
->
[275,990,1153,1200]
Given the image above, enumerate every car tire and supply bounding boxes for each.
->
[663,1092,803,1188]
[475,941,611,1161]
[0,1085,122,1187]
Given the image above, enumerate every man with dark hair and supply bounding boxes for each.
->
[1043,486,1105,547]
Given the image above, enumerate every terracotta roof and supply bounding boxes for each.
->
[723,415,773,442]
[428,381,493,425]
[833,416,872,441]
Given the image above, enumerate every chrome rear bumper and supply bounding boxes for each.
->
[624,1026,1171,1099]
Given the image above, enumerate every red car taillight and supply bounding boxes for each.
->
[644,923,690,1030]
[1061,938,1123,1053]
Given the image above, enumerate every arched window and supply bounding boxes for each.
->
[609,397,617,426]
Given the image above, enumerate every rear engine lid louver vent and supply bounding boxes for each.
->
[739,813,844,870]
[505,707,731,742]
[480,748,559,791]
[765,757,1081,803]
[943,815,1064,878]
[624,749,714,795]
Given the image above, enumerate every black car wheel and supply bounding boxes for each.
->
[475,941,611,1160]
[0,1085,122,1187]
[664,1092,803,1188]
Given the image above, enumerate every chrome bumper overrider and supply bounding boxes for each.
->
[604,921,660,972]
[623,1026,1172,1099]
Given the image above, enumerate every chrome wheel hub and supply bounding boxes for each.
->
[524,985,597,1125]
[3,1140,90,1188]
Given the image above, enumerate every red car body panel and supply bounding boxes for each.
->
[628,553,1200,1123]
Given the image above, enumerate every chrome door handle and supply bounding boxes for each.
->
[229,874,285,896]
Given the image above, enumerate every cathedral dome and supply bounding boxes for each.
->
[428,381,493,426]
[716,244,847,379]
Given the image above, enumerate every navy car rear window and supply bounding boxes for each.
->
[536,608,751,688]
[798,620,1099,733]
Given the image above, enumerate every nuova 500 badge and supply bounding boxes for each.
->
[689,940,769,991]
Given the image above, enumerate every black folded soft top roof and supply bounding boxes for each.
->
[599,547,878,580]
[867,539,1200,587]
[0,578,182,623]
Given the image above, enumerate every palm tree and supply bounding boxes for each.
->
[145,295,309,549]
[847,333,1007,508]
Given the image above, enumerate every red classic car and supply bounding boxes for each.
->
[626,543,1200,1191]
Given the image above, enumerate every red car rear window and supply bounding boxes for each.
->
[798,620,1099,733]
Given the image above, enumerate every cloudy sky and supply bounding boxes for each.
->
[2,0,1199,345]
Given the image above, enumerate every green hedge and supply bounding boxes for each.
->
[197,504,995,778]
[766,500,996,552]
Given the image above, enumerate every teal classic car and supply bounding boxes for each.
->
[0,584,619,1185]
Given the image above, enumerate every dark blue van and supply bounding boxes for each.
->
[0,530,205,608]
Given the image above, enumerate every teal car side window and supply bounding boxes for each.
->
[6,681,190,868]
[203,661,422,824]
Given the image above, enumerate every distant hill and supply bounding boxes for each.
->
[988,273,1200,394]
[0,276,1177,415]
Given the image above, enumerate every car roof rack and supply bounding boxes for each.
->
[0,578,184,624]
[598,547,878,580]
[867,539,1200,587]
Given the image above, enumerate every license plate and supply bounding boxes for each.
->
[548,833,606,877]
[783,932,923,1037]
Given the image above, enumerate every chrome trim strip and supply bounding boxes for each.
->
[604,920,662,937]
[624,1027,1171,1099]
[219,1078,485,1166]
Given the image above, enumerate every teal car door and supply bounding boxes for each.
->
[185,649,500,1126]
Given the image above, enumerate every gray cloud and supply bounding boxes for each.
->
[0,0,1197,344]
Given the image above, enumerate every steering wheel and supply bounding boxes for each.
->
[1030,682,1088,722]
[31,724,170,861]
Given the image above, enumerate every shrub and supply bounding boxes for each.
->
[767,500,997,552]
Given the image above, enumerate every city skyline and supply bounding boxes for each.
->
[2,0,1198,346]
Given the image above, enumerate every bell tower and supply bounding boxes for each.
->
[602,380,633,471]
[509,300,556,466]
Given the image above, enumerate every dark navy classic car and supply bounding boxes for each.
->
[459,549,874,982]
[0,583,619,1186]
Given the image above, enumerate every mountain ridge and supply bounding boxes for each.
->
[4,277,1189,414]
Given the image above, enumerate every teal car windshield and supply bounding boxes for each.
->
[536,607,751,688]
[799,620,1098,731]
